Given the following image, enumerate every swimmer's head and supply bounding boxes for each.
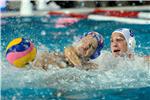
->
[75,32,104,59]
[111,28,136,57]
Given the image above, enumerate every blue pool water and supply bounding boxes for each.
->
[1,16,150,100]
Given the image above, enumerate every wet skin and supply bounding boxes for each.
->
[75,35,98,58]
[110,32,128,57]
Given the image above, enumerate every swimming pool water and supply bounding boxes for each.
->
[1,16,150,99]
[1,16,150,55]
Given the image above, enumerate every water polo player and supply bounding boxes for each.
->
[111,28,150,61]
[33,31,104,70]
[111,28,136,58]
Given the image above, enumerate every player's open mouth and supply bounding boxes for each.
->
[113,50,120,53]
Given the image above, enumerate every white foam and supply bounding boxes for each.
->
[2,50,150,91]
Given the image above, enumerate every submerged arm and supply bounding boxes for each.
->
[32,52,67,70]
[144,56,150,62]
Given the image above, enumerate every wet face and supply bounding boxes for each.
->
[111,32,128,57]
[75,35,98,58]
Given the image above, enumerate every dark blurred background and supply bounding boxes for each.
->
[1,0,150,12]
[54,1,150,8]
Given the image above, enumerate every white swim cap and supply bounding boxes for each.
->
[113,28,136,52]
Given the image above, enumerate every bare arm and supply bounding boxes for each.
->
[32,52,66,70]
[64,47,82,67]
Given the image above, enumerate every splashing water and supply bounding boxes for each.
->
[2,49,150,92]
[1,16,150,99]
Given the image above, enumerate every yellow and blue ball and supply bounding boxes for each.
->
[6,38,37,68]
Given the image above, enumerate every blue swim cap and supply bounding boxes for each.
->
[83,32,104,59]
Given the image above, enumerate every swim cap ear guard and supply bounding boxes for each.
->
[128,37,136,52]
[83,32,104,59]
